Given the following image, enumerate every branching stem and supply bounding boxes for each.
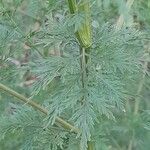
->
[0,83,80,134]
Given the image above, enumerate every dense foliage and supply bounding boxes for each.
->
[0,0,150,150]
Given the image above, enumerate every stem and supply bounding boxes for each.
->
[127,140,133,150]
[80,47,87,91]
[127,133,134,150]
[0,83,80,134]
[80,47,94,150]
[68,1,93,149]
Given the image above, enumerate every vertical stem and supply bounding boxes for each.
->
[67,1,93,149]
[80,47,87,90]
[80,46,93,150]
[127,133,134,150]
[127,139,133,150]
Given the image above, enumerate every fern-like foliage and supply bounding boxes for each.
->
[0,104,68,150]
[27,23,144,149]
[0,0,149,150]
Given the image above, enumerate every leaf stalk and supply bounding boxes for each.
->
[0,83,80,134]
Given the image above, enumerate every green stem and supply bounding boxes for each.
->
[0,83,80,134]
[67,0,92,48]
[128,140,133,150]
[127,132,134,150]
[68,1,93,149]
[80,47,94,150]
[80,47,87,90]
